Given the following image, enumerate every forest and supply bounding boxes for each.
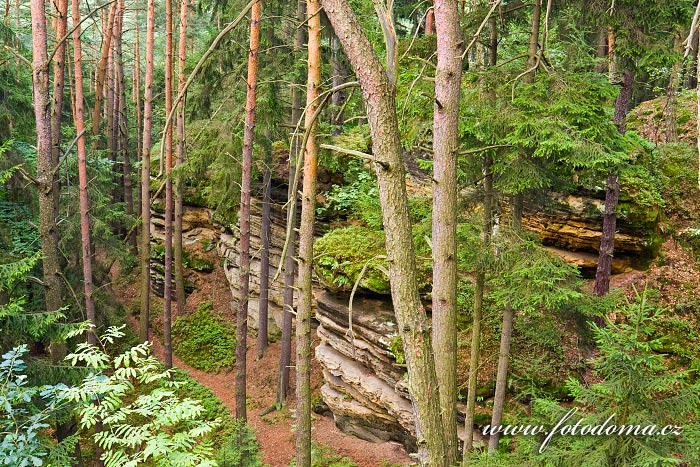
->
[2,0,700,466]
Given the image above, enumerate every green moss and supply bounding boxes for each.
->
[314,226,391,294]
[172,302,236,372]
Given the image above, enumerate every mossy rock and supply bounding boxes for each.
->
[314,226,391,295]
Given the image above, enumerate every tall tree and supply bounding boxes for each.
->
[174,0,189,317]
[257,128,272,358]
[320,0,447,465]
[431,0,462,464]
[163,0,174,370]
[50,0,68,249]
[236,0,261,421]
[276,0,305,407]
[296,0,320,463]
[139,0,155,343]
[30,0,62,316]
[70,0,96,345]
[91,2,117,149]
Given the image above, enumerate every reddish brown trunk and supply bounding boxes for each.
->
[163,0,174,370]
[91,2,117,149]
[174,0,188,317]
[70,0,97,346]
[50,0,68,241]
[431,0,462,463]
[296,0,320,463]
[236,0,261,421]
[134,17,142,220]
[31,0,62,314]
[139,0,155,343]
[425,4,434,34]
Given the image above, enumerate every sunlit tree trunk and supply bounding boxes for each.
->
[31,0,62,316]
[296,0,320,463]
[277,0,304,407]
[236,0,261,420]
[139,0,155,343]
[321,0,447,464]
[431,1,462,464]
[50,0,68,250]
[174,0,189,317]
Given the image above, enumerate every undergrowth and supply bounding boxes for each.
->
[172,301,236,372]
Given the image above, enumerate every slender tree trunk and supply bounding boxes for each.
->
[277,0,304,407]
[139,0,155,343]
[134,17,142,220]
[425,3,434,34]
[296,0,320,463]
[487,303,513,454]
[257,130,272,358]
[236,0,261,421]
[526,0,541,80]
[117,0,134,253]
[50,0,68,251]
[70,0,96,347]
[31,0,62,316]
[593,69,633,297]
[664,33,682,143]
[321,1,447,465]
[174,0,188,317]
[463,153,493,459]
[163,0,174,370]
[91,2,117,150]
[431,1,462,464]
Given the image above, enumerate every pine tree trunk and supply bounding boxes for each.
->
[258,129,272,358]
[321,1,447,464]
[139,0,155,343]
[425,3,434,34]
[277,0,304,407]
[91,2,117,150]
[296,0,320,463]
[163,0,174,370]
[487,302,513,454]
[174,0,188,317]
[593,70,633,297]
[50,0,68,252]
[134,18,142,220]
[31,0,62,315]
[236,0,261,420]
[431,1,462,463]
[70,0,96,347]
[331,34,346,134]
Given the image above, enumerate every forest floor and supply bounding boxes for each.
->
[111,244,414,467]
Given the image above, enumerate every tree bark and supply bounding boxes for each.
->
[139,0,155,343]
[296,0,320,463]
[31,0,62,315]
[134,13,142,221]
[50,0,68,250]
[487,302,513,454]
[236,0,261,421]
[70,0,96,346]
[174,0,188,317]
[593,69,633,297]
[257,128,272,358]
[91,2,117,150]
[277,0,305,407]
[321,1,447,465]
[431,1,462,464]
[163,0,174,370]
[331,34,346,134]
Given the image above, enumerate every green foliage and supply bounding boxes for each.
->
[172,302,236,372]
[152,243,214,273]
[289,442,357,467]
[215,420,263,467]
[313,226,390,294]
[496,289,700,466]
